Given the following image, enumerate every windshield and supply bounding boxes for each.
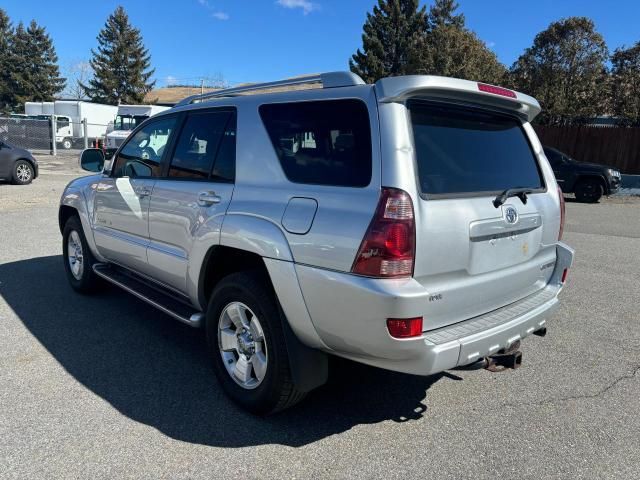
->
[114,115,148,131]
[409,101,544,196]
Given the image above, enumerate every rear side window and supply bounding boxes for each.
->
[259,99,372,187]
[409,102,544,196]
[169,110,234,181]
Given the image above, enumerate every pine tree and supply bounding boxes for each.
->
[0,9,13,112]
[509,17,609,125]
[5,20,65,109]
[611,42,640,125]
[427,0,464,28]
[82,6,155,104]
[349,0,426,83]
[417,0,506,84]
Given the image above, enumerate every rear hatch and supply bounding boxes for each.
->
[406,99,558,331]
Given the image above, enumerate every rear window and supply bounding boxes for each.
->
[259,99,372,187]
[409,102,544,196]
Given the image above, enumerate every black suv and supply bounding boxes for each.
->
[543,146,621,203]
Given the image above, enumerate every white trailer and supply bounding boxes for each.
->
[22,101,118,149]
[25,102,54,116]
[104,104,170,153]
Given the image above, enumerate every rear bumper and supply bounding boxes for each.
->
[295,242,574,376]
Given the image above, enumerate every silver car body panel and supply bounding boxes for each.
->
[61,73,575,377]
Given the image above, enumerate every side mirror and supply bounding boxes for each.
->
[79,148,105,173]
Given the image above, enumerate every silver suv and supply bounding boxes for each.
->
[61,72,574,414]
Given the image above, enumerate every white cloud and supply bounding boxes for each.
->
[276,0,318,15]
[165,75,178,86]
[196,1,229,21]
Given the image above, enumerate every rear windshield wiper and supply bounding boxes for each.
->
[493,187,535,208]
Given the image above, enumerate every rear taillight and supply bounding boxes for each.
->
[477,83,517,98]
[561,268,569,284]
[558,185,565,240]
[352,188,415,278]
[387,317,423,338]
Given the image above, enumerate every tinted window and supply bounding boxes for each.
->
[169,111,233,180]
[259,99,372,187]
[409,102,544,196]
[112,116,177,178]
[212,113,236,182]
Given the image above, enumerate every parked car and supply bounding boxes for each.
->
[0,140,38,184]
[60,72,574,414]
[543,146,621,203]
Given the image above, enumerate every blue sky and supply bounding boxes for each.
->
[3,0,640,89]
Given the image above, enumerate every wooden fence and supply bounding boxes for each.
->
[534,125,640,174]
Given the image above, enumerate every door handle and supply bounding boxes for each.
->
[134,186,152,197]
[198,191,221,206]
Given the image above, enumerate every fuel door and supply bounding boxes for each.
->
[281,197,318,235]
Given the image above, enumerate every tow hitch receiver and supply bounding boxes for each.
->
[484,341,522,372]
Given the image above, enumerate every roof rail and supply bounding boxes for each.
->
[174,71,366,107]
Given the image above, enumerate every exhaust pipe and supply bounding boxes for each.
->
[533,327,547,337]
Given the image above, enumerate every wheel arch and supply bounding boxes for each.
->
[576,174,607,192]
[59,205,79,234]
[198,245,329,393]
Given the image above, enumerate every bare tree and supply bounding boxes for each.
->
[63,59,92,100]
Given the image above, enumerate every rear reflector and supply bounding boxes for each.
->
[387,317,423,338]
[477,83,517,99]
[561,268,568,283]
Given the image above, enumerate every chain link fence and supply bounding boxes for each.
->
[0,116,111,156]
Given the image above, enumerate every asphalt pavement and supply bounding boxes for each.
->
[1,154,639,479]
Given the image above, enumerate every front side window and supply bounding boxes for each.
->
[168,110,235,181]
[112,116,177,178]
[259,99,372,187]
[409,101,544,196]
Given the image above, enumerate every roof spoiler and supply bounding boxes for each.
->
[375,75,541,122]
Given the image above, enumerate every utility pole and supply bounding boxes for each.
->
[201,79,204,95]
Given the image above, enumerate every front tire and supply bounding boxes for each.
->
[62,138,73,150]
[575,178,603,203]
[206,271,305,415]
[62,216,101,293]
[12,160,34,185]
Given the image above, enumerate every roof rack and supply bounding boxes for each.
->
[174,71,366,107]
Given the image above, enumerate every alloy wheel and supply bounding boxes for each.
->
[67,231,84,280]
[16,164,32,183]
[218,301,268,390]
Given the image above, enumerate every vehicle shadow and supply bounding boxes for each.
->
[0,255,442,448]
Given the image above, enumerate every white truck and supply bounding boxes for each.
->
[104,104,170,157]
[24,101,118,150]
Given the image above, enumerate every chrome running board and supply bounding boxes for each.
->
[93,263,204,327]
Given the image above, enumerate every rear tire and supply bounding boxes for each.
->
[12,160,34,185]
[206,271,306,415]
[62,215,101,294]
[575,178,603,203]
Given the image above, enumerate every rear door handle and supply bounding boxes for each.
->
[198,191,221,206]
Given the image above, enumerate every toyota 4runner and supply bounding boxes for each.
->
[60,72,574,414]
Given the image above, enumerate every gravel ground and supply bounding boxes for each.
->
[1,154,639,479]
